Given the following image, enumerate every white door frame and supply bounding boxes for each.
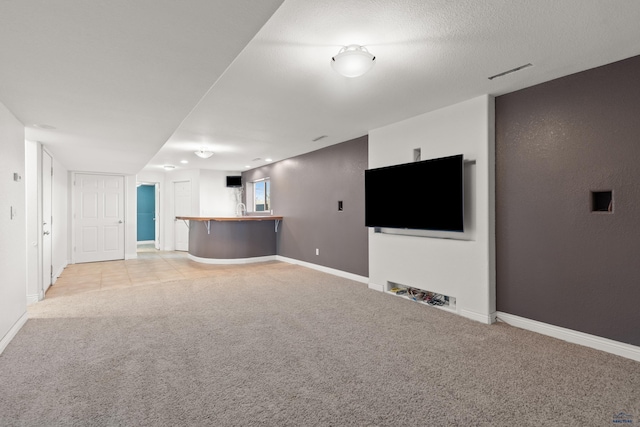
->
[71,172,126,264]
[155,182,161,250]
[41,149,53,296]
[136,180,161,250]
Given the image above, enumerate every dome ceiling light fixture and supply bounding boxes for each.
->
[194,148,214,159]
[331,45,376,78]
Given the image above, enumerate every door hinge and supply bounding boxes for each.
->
[50,265,53,278]
[51,167,54,177]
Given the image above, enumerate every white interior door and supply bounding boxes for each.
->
[174,181,191,251]
[42,151,53,295]
[74,174,125,263]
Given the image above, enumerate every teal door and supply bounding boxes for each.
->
[137,185,155,241]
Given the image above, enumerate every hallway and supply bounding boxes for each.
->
[43,250,227,300]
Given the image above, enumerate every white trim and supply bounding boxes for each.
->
[52,262,67,284]
[496,312,640,362]
[137,240,155,245]
[0,312,28,355]
[276,256,369,284]
[368,282,385,292]
[460,309,496,325]
[189,254,277,265]
[27,294,39,305]
[125,252,138,260]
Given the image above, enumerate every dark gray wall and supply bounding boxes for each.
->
[243,136,368,277]
[496,55,640,346]
[189,220,278,259]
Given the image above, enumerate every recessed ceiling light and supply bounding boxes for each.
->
[180,160,189,164]
[265,158,273,162]
[33,124,56,129]
[163,165,175,170]
[245,165,251,168]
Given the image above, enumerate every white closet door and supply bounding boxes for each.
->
[74,174,125,263]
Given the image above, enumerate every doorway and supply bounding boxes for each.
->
[136,182,160,252]
[137,184,155,242]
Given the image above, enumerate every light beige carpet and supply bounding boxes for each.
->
[0,261,638,426]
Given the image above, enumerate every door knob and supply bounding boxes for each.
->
[118,220,123,224]
[43,231,50,235]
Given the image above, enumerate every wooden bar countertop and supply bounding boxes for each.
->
[175,216,283,222]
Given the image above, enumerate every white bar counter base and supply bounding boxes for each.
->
[176,216,283,263]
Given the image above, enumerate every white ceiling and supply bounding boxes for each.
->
[2,1,640,175]
[0,0,284,174]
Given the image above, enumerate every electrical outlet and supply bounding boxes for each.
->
[316,248,319,256]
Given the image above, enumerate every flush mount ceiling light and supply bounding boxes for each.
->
[331,45,375,78]
[163,165,175,171]
[194,148,214,159]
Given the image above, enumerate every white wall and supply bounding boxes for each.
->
[368,95,496,324]
[25,140,40,303]
[124,175,137,259]
[0,101,27,354]
[136,169,240,251]
[199,170,239,217]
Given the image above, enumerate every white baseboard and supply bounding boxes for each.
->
[137,240,155,245]
[496,312,640,362]
[26,294,39,305]
[460,309,496,325]
[0,312,28,355]
[276,256,369,284]
[189,254,277,265]
[368,282,385,292]
[52,262,68,284]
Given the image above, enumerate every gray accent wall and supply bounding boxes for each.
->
[243,136,368,277]
[496,55,640,346]
[189,220,278,259]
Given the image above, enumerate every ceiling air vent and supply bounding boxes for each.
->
[312,135,328,142]
[488,63,533,80]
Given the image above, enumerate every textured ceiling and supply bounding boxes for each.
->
[0,0,284,174]
[2,1,640,175]
[147,0,640,173]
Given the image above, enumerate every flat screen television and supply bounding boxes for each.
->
[365,154,464,232]
[226,176,242,188]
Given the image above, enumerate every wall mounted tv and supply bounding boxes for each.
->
[226,176,242,188]
[365,154,464,232]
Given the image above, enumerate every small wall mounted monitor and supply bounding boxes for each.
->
[365,154,464,232]
[226,176,242,188]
